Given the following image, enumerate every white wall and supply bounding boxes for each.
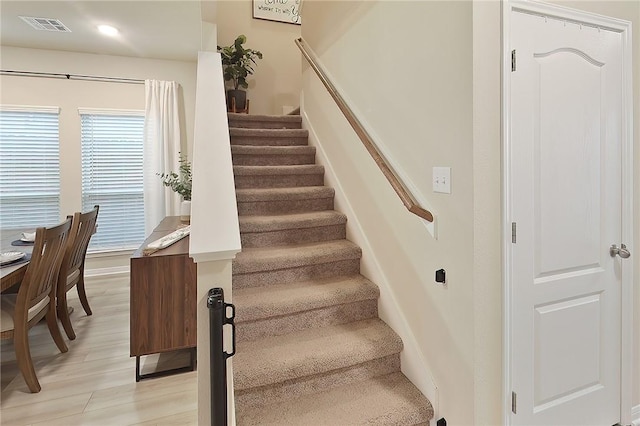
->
[0,46,197,273]
[216,0,301,115]
[302,1,476,423]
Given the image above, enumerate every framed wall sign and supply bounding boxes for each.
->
[253,0,301,25]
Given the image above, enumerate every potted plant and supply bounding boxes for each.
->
[217,34,263,112]
[158,153,192,221]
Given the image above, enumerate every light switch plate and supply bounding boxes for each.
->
[433,167,451,194]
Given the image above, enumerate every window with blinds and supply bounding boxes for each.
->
[80,109,145,251]
[0,106,61,230]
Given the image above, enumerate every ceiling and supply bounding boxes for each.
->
[0,1,203,62]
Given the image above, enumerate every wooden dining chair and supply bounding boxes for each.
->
[57,205,99,340]
[0,217,72,393]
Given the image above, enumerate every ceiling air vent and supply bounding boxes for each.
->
[19,16,71,32]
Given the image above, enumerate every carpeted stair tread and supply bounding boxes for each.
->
[239,212,346,247]
[233,318,403,390]
[234,165,325,189]
[235,186,334,202]
[230,128,308,140]
[228,113,302,129]
[230,132,309,147]
[231,145,316,166]
[234,275,378,341]
[228,113,302,122]
[235,355,401,410]
[236,187,335,216]
[234,275,379,323]
[236,372,434,425]
[231,145,315,156]
[239,211,346,233]
[233,240,361,275]
[233,164,324,176]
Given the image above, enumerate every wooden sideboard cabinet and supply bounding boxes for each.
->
[130,216,197,381]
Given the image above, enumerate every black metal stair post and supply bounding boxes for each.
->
[207,288,236,426]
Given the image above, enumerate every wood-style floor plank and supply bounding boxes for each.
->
[131,409,199,426]
[0,393,92,425]
[83,371,196,412]
[30,388,197,426]
[1,275,198,425]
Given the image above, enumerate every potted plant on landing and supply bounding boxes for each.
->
[217,34,263,113]
[158,154,192,222]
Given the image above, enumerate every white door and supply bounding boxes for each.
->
[510,8,625,426]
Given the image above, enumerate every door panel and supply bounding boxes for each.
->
[535,50,602,276]
[510,9,623,426]
[534,293,601,407]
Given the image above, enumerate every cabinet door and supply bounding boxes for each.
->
[130,255,197,356]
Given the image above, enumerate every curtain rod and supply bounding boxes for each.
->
[1,70,145,85]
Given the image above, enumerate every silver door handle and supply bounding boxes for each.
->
[610,244,631,259]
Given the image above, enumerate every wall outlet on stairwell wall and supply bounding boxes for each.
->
[433,167,451,194]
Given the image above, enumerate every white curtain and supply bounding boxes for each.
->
[143,80,182,235]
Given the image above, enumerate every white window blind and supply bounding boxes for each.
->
[80,109,145,251]
[0,106,61,230]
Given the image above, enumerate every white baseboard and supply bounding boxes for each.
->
[85,266,129,280]
[302,110,439,423]
[631,404,640,426]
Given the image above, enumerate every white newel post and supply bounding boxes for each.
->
[190,51,241,426]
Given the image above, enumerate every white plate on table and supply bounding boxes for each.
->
[0,251,25,266]
[20,232,35,242]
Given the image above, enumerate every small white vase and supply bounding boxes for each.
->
[180,200,191,222]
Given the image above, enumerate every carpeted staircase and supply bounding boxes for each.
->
[229,113,434,425]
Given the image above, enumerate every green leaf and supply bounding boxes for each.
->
[218,35,262,91]
[158,153,192,201]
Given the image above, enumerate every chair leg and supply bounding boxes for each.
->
[77,276,92,316]
[14,323,41,393]
[46,304,68,353]
[57,292,76,340]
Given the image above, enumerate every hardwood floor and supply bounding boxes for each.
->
[1,275,198,425]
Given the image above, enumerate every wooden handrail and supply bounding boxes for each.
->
[295,38,433,223]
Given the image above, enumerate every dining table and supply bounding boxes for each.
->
[1,229,34,292]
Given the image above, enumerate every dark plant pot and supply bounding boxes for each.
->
[227,89,247,111]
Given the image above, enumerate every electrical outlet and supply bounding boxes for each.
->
[433,167,451,194]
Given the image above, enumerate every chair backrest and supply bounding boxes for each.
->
[60,205,99,282]
[18,218,73,314]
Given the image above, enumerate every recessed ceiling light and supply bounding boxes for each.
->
[98,25,119,36]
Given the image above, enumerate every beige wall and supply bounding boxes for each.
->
[545,0,640,411]
[472,0,502,424]
[216,0,301,115]
[303,1,476,423]
[0,46,197,272]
